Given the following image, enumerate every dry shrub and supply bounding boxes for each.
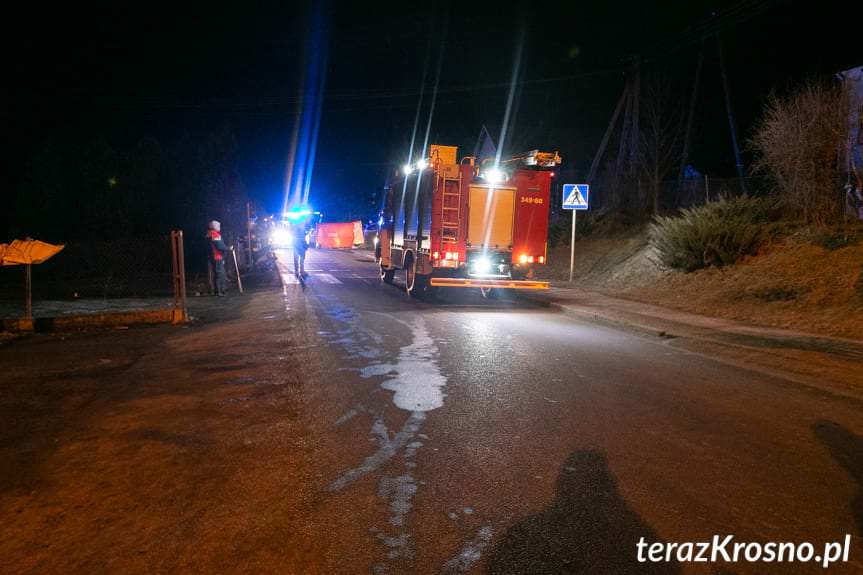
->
[751,83,849,226]
[649,195,781,271]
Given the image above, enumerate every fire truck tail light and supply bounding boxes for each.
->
[445,251,452,260]
[519,254,528,264]
[453,252,459,261]
[527,256,535,263]
[432,251,440,260]
[538,256,545,264]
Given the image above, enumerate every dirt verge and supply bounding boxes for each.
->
[542,227,863,340]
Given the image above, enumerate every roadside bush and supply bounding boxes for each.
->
[750,82,849,226]
[855,266,863,304]
[649,195,781,271]
[547,219,569,248]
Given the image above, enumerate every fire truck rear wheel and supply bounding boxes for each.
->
[404,253,417,295]
[404,254,434,298]
[380,264,395,284]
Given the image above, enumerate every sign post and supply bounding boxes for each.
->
[562,184,590,283]
[25,263,32,320]
[0,238,65,330]
[570,211,576,283]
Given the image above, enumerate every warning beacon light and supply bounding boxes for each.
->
[481,168,505,185]
[283,208,316,222]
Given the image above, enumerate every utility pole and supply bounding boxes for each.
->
[612,56,643,205]
[587,85,629,184]
[246,201,253,269]
[614,82,634,201]
[678,37,705,185]
[630,57,642,209]
[717,30,747,195]
[630,56,641,172]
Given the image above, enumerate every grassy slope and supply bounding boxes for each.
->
[542,228,863,340]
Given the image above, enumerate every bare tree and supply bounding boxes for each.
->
[751,82,849,225]
[639,72,685,215]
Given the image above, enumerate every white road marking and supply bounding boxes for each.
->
[306,269,350,273]
[316,273,342,284]
[280,273,300,285]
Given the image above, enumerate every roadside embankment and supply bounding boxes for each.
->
[541,226,863,340]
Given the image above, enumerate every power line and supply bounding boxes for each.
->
[125,67,627,112]
[645,0,787,60]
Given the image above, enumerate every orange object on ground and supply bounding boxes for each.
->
[0,239,64,265]
[316,222,362,249]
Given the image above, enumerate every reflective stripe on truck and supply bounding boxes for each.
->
[429,278,549,289]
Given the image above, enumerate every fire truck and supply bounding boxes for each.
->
[378,144,560,297]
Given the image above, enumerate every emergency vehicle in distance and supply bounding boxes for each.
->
[378,144,560,298]
[315,221,364,249]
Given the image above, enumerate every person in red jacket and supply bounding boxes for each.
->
[207,220,230,296]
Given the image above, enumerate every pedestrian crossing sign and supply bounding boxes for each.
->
[562,184,590,210]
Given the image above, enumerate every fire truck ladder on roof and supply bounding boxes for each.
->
[441,177,461,241]
[501,150,561,169]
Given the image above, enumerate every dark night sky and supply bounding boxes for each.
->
[4,0,861,223]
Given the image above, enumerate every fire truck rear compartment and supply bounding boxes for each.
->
[466,185,515,251]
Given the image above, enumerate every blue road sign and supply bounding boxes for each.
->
[562,184,590,210]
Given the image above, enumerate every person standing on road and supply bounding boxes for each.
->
[207,220,230,296]
[291,220,309,278]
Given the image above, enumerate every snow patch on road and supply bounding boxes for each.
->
[379,317,447,412]
[326,412,425,492]
[361,363,396,378]
[378,474,417,527]
[443,526,494,573]
[335,403,366,425]
[316,293,451,569]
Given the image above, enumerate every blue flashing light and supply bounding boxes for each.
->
[284,208,314,221]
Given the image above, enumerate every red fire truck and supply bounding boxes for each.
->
[378,144,560,297]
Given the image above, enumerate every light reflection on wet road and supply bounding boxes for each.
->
[274,248,863,574]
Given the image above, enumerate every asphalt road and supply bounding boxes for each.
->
[1,247,861,574]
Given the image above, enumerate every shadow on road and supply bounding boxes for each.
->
[485,449,681,575]
[813,420,863,536]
